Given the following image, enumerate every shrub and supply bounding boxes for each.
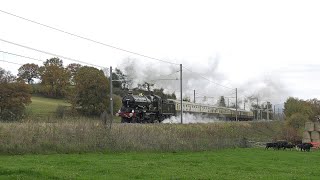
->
[286,113,309,129]
[0,82,32,121]
[55,105,67,119]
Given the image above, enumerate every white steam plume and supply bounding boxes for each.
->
[162,113,221,124]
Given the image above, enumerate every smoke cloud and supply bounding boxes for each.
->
[118,55,289,110]
[119,55,229,103]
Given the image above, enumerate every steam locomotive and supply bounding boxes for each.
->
[116,92,254,123]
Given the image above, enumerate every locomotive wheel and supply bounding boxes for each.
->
[121,117,130,123]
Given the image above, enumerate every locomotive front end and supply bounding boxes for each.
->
[116,94,137,122]
[117,92,151,123]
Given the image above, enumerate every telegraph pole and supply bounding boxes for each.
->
[274,105,276,120]
[180,64,183,124]
[256,98,259,120]
[110,66,113,123]
[235,88,238,121]
[227,98,229,107]
[267,102,269,120]
[194,90,195,103]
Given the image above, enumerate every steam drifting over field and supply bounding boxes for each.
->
[162,113,220,124]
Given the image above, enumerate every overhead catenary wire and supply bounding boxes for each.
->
[0,50,44,62]
[148,70,180,82]
[1,10,263,109]
[0,59,23,66]
[0,38,105,68]
[0,10,236,97]
[182,66,234,90]
[0,9,179,66]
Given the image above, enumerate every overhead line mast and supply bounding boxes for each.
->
[180,64,183,124]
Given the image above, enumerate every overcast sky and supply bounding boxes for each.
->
[1,0,320,106]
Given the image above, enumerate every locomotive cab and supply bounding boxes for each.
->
[146,94,162,112]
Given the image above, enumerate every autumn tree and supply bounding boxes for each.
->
[183,96,191,102]
[72,66,109,116]
[66,63,82,85]
[0,67,16,83]
[138,82,154,92]
[111,68,133,97]
[17,63,39,84]
[112,68,130,89]
[112,94,122,114]
[284,97,313,129]
[286,113,309,129]
[39,58,71,98]
[284,97,313,119]
[306,98,320,121]
[0,67,32,121]
[153,88,176,99]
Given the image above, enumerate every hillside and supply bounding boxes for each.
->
[26,96,70,119]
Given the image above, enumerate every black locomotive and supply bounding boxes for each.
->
[116,91,175,123]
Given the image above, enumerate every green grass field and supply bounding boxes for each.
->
[26,96,70,118]
[0,148,319,179]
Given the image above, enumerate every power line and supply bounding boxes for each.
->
[150,78,178,81]
[158,70,180,78]
[0,50,43,62]
[0,9,179,66]
[148,70,180,82]
[182,66,234,90]
[0,59,23,66]
[0,38,105,68]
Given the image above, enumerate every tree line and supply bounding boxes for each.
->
[0,57,176,121]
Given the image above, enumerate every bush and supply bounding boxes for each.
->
[286,113,308,129]
[273,126,302,142]
[0,82,32,121]
[55,105,67,119]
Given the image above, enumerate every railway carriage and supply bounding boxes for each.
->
[116,92,254,123]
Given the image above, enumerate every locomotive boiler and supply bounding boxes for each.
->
[116,91,175,123]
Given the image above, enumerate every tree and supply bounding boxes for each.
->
[112,68,128,89]
[153,88,176,99]
[66,63,82,85]
[284,97,313,129]
[138,82,154,92]
[0,67,16,83]
[39,58,71,98]
[306,98,320,121]
[113,95,122,114]
[286,113,309,129]
[284,97,313,119]
[0,68,31,121]
[17,63,39,84]
[72,66,109,116]
[218,96,226,107]
[183,96,190,102]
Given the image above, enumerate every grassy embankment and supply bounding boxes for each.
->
[25,96,70,120]
[0,148,319,179]
[0,96,287,154]
[25,96,121,122]
[0,119,284,154]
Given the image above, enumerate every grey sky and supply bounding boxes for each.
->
[0,0,320,106]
